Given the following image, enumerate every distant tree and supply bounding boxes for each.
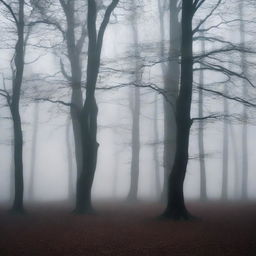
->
[127,0,141,202]
[239,0,249,200]
[28,87,39,201]
[198,29,207,201]
[32,0,87,204]
[221,77,229,200]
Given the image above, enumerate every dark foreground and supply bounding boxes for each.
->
[0,201,256,256]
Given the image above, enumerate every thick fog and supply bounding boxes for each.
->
[0,0,256,206]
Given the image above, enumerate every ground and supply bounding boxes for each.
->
[0,201,256,256]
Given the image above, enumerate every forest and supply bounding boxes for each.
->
[0,0,256,255]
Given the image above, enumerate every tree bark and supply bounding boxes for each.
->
[162,0,193,220]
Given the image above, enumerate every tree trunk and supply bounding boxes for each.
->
[158,0,180,201]
[198,34,207,201]
[11,108,24,212]
[76,96,99,213]
[239,0,249,200]
[11,0,25,213]
[75,0,118,213]
[59,0,85,206]
[163,0,193,220]
[127,0,141,201]
[127,87,140,201]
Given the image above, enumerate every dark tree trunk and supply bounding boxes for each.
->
[198,35,207,201]
[158,0,180,201]
[75,0,119,213]
[11,109,24,212]
[10,0,25,213]
[76,96,99,213]
[162,0,193,220]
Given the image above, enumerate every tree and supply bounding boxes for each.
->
[127,0,141,202]
[0,0,25,213]
[221,80,229,200]
[32,0,87,204]
[75,0,119,213]
[158,0,180,201]
[239,0,249,200]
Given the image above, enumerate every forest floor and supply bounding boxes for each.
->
[0,201,256,256]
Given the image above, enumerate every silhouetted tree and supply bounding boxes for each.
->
[75,0,119,213]
[0,0,25,213]
[158,0,180,201]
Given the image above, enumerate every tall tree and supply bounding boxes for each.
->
[30,0,87,203]
[75,0,119,213]
[58,0,85,192]
[0,0,25,213]
[158,0,180,201]
[239,0,249,199]
[162,0,194,219]
[127,0,141,201]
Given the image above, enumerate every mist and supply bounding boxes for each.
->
[0,0,256,255]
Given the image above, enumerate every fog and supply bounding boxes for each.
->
[0,0,256,209]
